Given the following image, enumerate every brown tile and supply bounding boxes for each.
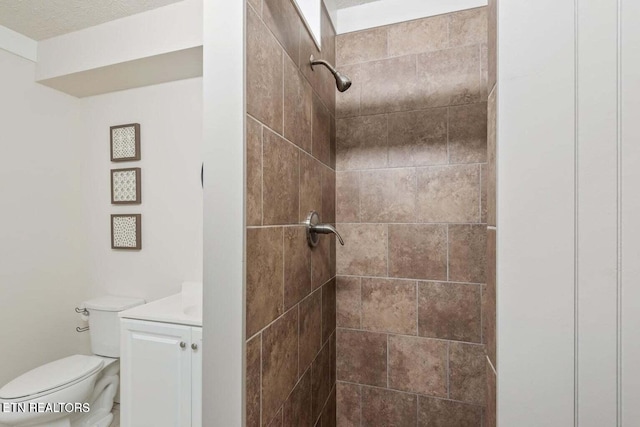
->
[487,89,496,226]
[448,102,488,164]
[263,129,300,225]
[484,229,496,366]
[299,289,322,373]
[330,115,337,170]
[320,387,337,427]
[319,7,337,116]
[418,282,481,342]
[284,57,312,152]
[416,165,481,223]
[336,276,361,328]
[388,108,448,167]
[247,334,262,427]
[312,94,332,167]
[312,341,332,420]
[336,114,388,171]
[486,361,496,427]
[361,386,417,426]
[361,278,417,335]
[336,382,361,427]
[449,342,486,404]
[336,224,388,277]
[311,233,333,290]
[360,55,422,115]
[418,396,483,427]
[336,171,360,223]
[388,335,447,397]
[387,15,448,57]
[480,164,487,223]
[247,116,263,226]
[416,45,482,108]
[322,278,337,344]
[388,224,447,280]
[480,43,488,95]
[336,28,387,66]
[247,6,283,133]
[284,226,312,309]
[336,329,387,387]
[330,331,336,385]
[283,370,312,427]
[488,0,497,90]
[360,168,417,223]
[321,165,336,224]
[300,153,323,222]
[448,225,486,283]
[247,227,284,336]
[267,408,283,427]
[449,8,488,47]
[263,0,302,65]
[336,64,361,119]
[263,309,299,425]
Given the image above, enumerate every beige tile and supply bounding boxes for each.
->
[311,233,333,290]
[449,342,486,404]
[488,0,497,90]
[322,278,336,344]
[336,224,388,277]
[484,229,496,366]
[312,341,332,420]
[320,387,337,427]
[449,102,488,164]
[336,64,362,119]
[388,15,448,57]
[361,278,417,335]
[336,276,361,328]
[247,6,283,133]
[418,396,483,427]
[336,171,360,223]
[284,226,311,309]
[336,114,388,171]
[388,108,448,167]
[361,386,417,426]
[360,168,416,223]
[418,282,481,342]
[284,57,312,152]
[321,164,336,224]
[336,28,387,66]
[336,382,361,427]
[247,116,263,226]
[299,289,322,373]
[360,55,422,115]
[480,164,488,223]
[247,227,284,337]
[263,129,300,225]
[330,115,337,170]
[416,165,481,223]
[300,153,323,223]
[449,8,488,47]
[448,224,487,283]
[388,335,448,397]
[312,94,332,167]
[336,329,387,387]
[283,370,312,427]
[262,0,302,64]
[417,45,482,107]
[388,224,447,280]
[481,43,488,96]
[262,309,299,425]
[247,0,262,13]
[486,360,496,427]
[247,334,261,427]
[487,89,496,226]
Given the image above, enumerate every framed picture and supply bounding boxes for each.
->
[111,214,142,250]
[110,123,140,161]
[111,168,141,204]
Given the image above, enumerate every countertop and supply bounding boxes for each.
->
[119,293,202,327]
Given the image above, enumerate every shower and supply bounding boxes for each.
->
[309,55,352,92]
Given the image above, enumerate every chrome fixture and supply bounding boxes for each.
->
[180,341,187,349]
[75,307,89,316]
[191,343,198,351]
[310,55,352,92]
[305,211,345,247]
[76,326,90,333]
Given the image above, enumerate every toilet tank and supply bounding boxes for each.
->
[83,296,145,357]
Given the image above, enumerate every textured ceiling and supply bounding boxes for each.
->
[0,0,183,40]
[335,0,382,9]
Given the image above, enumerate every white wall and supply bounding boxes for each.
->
[0,49,89,386]
[81,78,204,302]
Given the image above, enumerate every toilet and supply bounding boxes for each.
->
[0,296,144,427]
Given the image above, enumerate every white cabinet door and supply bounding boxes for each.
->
[120,320,192,427]
[191,327,202,427]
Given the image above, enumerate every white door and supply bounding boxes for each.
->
[191,327,202,427]
[120,319,192,427]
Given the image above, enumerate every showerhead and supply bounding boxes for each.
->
[310,55,352,92]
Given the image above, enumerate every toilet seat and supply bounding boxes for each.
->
[0,355,104,402]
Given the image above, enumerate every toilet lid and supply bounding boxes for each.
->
[0,355,103,400]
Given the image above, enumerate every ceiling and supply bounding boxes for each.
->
[335,0,382,9]
[0,0,183,40]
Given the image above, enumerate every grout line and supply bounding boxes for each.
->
[335,161,489,174]
[261,125,265,226]
[486,355,497,376]
[260,332,263,426]
[336,274,486,287]
[386,224,390,277]
[446,107,451,164]
[446,341,450,398]
[336,326,484,346]
[415,281,419,336]
[478,163,483,223]
[446,224,450,281]
[386,334,390,388]
[251,221,488,229]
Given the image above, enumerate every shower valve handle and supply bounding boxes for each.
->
[304,211,344,247]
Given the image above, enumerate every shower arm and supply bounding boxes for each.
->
[310,56,338,76]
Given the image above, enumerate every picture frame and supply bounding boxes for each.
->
[111,168,141,205]
[110,123,140,162]
[111,214,142,250]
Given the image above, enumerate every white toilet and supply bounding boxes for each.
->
[0,296,144,427]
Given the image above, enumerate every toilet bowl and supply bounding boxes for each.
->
[0,296,144,427]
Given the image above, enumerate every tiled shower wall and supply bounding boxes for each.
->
[334,8,490,425]
[245,0,337,426]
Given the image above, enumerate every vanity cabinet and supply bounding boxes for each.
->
[120,319,202,427]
